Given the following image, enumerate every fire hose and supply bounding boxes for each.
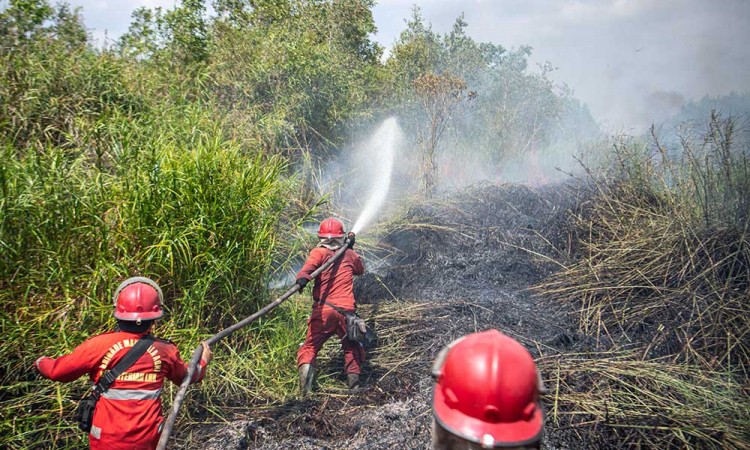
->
[155,237,352,450]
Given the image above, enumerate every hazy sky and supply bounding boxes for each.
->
[31,0,750,132]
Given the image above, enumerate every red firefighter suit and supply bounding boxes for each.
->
[296,245,365,374]
[35,330,207,450]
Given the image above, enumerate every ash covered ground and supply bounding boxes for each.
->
[197,182,603,450]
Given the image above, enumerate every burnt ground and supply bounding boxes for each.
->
[197,182,604,450]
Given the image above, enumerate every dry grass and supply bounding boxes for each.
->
[540,351,750,449]
[534,114,750,448]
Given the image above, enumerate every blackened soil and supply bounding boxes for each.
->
[196,182,602,450]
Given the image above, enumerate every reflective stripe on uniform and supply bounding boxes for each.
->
[101,388,162,401]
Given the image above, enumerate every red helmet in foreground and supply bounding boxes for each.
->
[318,217,345,238]
[432,330,544,448]
[113,277,164,321]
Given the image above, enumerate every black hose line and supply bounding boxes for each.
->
[156,238,351,450]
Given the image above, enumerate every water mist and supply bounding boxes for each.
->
[351,117,401,234]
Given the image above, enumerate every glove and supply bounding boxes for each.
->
[201,341,213,365]
[347,232,355,249]
[34,356,46,372]
[295,277,309,292]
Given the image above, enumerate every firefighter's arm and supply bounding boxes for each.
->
[295,248,326,291]
[296,248,325,281]
[351,251,365,276]
[34,339,100,382]
[167,343,209,385]
[189,342,211,384]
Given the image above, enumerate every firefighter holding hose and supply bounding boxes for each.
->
[295,217,365,395]
[34,277,213,450]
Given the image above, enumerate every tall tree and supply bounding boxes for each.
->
[0,0,53,46]
[383,7,595,188]
[413,73,473,196]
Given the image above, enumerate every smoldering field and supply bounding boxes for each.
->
[200,182,582,450]
[191,113,749,450]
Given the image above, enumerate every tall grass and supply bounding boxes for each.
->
[535,113,750,447]
[0,42,308,448]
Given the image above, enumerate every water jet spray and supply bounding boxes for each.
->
[351,117,400,234]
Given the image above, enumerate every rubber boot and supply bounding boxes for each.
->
[298,363,314,397]
[346,373,360,390]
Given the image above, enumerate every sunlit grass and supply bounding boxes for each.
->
[540,351,750,449]
[0,94,303,448]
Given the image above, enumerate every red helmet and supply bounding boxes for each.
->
[317,217,345,238]
[431,330,544,448]
[112,277,164,321]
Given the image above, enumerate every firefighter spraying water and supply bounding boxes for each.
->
[295,218,368,395]
[33,116,551,450]
[153,117,401,449]
[294,118,398,395]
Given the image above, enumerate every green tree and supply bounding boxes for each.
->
[383,7,440,100]
[118,0,208,69]
[0,0,53,45]
[49,3,87,50]
[384,8,593,187]
[117,7,164,60]
[164,0,209,66]
[208,0,381,154]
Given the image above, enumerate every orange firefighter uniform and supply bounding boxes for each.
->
[35,330,207,450]
[296,244,365,374]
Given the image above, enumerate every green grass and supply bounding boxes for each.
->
[0,81,308,448]
[0,17,338,448]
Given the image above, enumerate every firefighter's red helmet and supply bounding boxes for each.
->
[317,217,345,238]
[431,330,544,448]
[112,277,164,321]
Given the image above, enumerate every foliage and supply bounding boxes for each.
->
[0,99,296,450]
[116,0,382,156]
[0,0,54,44]
[209,0,381,154]
[0,3,304,448]
[116,0,209,71]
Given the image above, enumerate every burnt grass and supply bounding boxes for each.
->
[195,182,612,450]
